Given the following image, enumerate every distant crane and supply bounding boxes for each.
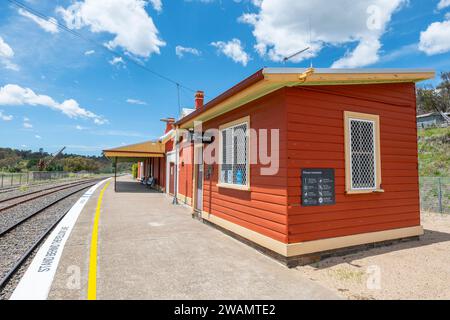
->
[38,147,66,171]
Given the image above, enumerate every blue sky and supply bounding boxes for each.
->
[1,0,450,156]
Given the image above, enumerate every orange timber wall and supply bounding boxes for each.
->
[202,90,289,243]
[286,83,421,243]
[140,157,166,191]
[153,157,166,191]
[178,143,194,203]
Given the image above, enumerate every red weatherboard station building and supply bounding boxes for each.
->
[104,67,435,266]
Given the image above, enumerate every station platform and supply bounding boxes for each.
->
[46,175,338,300]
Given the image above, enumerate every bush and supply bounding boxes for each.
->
[132,163,138,179]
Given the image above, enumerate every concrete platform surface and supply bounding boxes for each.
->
[48,175,340,300]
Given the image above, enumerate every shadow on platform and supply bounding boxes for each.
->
[114,181,160,194]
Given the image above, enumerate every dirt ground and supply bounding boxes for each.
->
[297,212,450,300]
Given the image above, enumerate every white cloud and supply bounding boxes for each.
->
[418,1,450,56]
[0,84,107,124]
[438,0,450,10]
[149,0,163,12]
[126,98,147,105]
[23,116,33,128]
[419,19,450,55]
[240,0,406,67]
[18,8,59,34]
[57,0,166,58]
[332,38,381,68]
[84,50,95,55]
[0,110,13,121]
[0,37,14,58]
[211,39,250,66]
[75,125,87,130]
[91,129,147,137]
[175,45,201,58]
[109,56,124,66]
[0,36,19,71]
[35,135,42,139]
[379,43,419,63]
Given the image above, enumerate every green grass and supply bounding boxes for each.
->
[418,127,450,177]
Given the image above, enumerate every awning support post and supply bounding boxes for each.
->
[114,157,117,192]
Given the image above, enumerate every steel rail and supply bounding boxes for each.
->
[0,179,100,213]
[0,182,97,292]
[0,181,97,237]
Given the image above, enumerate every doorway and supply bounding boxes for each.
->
[169,162,175,195]
[194,147,203,212]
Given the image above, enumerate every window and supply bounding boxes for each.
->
[344,111,382,193]
[219,117,250,189]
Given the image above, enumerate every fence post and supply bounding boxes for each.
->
[19,174,22,186]
[1,173,3,188]
[11,174,13,186]
[438,178,443,214]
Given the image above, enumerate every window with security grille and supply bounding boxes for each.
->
[220,122,248,186]
[349,118,377,190]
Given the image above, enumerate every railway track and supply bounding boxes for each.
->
[0,177,105,195]
[0,179,99,213]
[0,179,102,297]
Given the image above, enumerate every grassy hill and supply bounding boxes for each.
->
[0,148,131,173]
[418,127,450,177]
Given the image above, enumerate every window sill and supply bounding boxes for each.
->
[217,183,251,191]
[346,189,385,195]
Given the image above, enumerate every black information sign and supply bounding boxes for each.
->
[302,169,336,207]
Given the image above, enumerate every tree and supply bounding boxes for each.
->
[63,157,100,173]
[417,72,450,114]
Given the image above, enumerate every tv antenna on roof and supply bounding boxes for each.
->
[283,17,314,67]
[282,47,310,64]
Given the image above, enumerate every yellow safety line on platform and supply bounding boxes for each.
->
[87,181,110,300]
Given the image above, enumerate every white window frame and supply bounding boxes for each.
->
[218,116,250,191]
[344,111,383,194]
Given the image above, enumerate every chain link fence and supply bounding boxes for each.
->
[0,171,98,190]
[420,177,450,214]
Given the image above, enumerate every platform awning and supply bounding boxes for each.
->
[103,141,165,160]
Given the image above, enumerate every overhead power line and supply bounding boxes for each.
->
[7,0,198,95]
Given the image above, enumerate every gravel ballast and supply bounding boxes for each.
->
[0,182,97,233]
[0,178,101,202]
[0,187,90,300]
[296,212,450,300]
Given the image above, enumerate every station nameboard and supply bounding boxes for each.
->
[301,169,336,207]
[192,132,215,144]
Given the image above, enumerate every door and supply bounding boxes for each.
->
[195,148,203,211]
[169,162,175,195]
